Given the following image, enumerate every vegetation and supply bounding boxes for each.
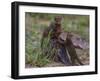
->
[25,12,89,67]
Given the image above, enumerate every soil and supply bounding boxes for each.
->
[25,14,89,68]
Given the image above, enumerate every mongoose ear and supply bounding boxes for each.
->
[55,16,62,21]
[67,32,73,37]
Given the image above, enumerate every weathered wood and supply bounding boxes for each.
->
[58,32,89,50]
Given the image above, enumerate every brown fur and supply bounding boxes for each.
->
[66,33,83,65]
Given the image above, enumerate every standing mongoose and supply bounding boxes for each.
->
[41,16,62,47]
[65,32,84,65]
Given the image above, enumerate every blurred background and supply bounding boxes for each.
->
[25,12,89,68]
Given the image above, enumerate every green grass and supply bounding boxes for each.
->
[25,13,89,67]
